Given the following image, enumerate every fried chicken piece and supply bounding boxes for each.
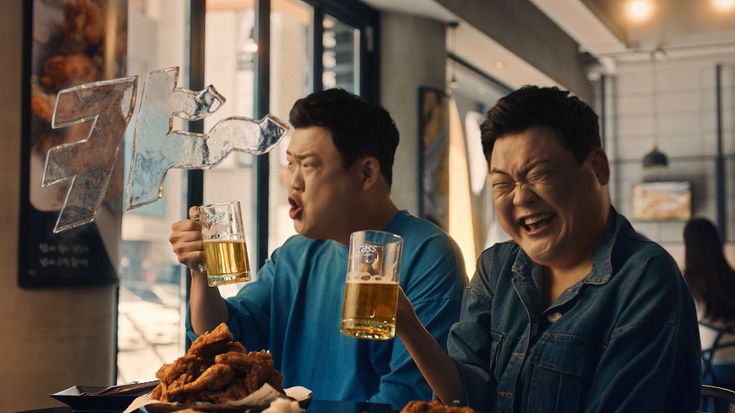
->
[244,352,285,394]
[214,351,254,374]
[151,381,164,400]
[196,380,250,404]
[166,364,235,404]
[156,354,210,385]
[228,341,247,353]
[215,350,284,393]
[400,400,475,413]
[188,323,234,358]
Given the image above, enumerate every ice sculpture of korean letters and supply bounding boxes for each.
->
[124,67,288,210]
[42,66,288,233]
[43,76,137,233]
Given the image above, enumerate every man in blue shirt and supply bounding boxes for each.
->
[396,86,701,412]
[169,89,466,408]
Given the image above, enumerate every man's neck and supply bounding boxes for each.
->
[333,195,399,245]
[544,206,613,302]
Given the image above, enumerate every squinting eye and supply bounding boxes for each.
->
[492,182,512,192]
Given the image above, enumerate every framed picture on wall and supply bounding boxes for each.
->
[418,87,450,230]
[19,0,128,288]
[631,181,692,222]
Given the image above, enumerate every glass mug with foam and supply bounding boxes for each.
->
[341,230,403,340]
[198,201,251,287]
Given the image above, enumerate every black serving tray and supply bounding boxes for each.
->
[50,381,157,412]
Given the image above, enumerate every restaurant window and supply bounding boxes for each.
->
[268,0,314,253]
[322,14,360,94]
[117,0,190,383]
[201,0,257,299]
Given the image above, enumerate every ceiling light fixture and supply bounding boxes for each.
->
[627,0,653,22]
[713,0,735,11]
[643,48,668,169]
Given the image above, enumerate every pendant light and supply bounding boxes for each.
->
[643,48,668,169]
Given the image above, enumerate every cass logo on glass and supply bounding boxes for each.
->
[358,244,380,264]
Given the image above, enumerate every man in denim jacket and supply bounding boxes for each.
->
[396,86,701,412]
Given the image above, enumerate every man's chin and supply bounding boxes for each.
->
[294,223,317,239]
[293,220,306,235]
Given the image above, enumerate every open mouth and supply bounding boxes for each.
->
[518,213,556,234]
[288,197,302,220]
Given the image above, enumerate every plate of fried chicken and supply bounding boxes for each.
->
[399,400,475,413]
[125,323,311,412]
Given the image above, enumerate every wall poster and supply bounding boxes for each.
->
[20,0,127,288]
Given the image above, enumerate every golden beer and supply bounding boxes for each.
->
[341,280,399,340]
[203,240,251,286]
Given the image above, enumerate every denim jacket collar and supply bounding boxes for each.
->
[510,207,623,286]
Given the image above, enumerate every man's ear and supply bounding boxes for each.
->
[358,157,381,190]
[588,148,610,186]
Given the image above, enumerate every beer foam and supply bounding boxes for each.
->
[346,271,398,284]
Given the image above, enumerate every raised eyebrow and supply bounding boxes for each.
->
[285,151,320,161]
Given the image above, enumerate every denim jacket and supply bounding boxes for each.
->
[448,211,701,412]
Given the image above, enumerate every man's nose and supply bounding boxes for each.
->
[513,182,537,206]
[288,168,304,192]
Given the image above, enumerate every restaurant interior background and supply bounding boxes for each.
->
[1,0,734,410]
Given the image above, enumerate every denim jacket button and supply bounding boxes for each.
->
[547,312,562,323]
[497,391,513,399]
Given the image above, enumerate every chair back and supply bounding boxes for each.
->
[700,321,735,386]
[700,384,735,413]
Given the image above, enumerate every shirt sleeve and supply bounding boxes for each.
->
[185,254,277,352]
[446,256,499,411]
[583,255,701,413]
[366,235,466,409]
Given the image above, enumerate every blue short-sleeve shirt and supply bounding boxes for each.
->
[186,210,467,408]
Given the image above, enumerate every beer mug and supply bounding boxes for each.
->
[341,230,403,340]
[198,201,251,287]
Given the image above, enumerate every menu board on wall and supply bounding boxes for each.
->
[19,0,127,288]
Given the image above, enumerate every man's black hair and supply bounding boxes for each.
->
[480,85,600,163]
[289,88,399,187]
